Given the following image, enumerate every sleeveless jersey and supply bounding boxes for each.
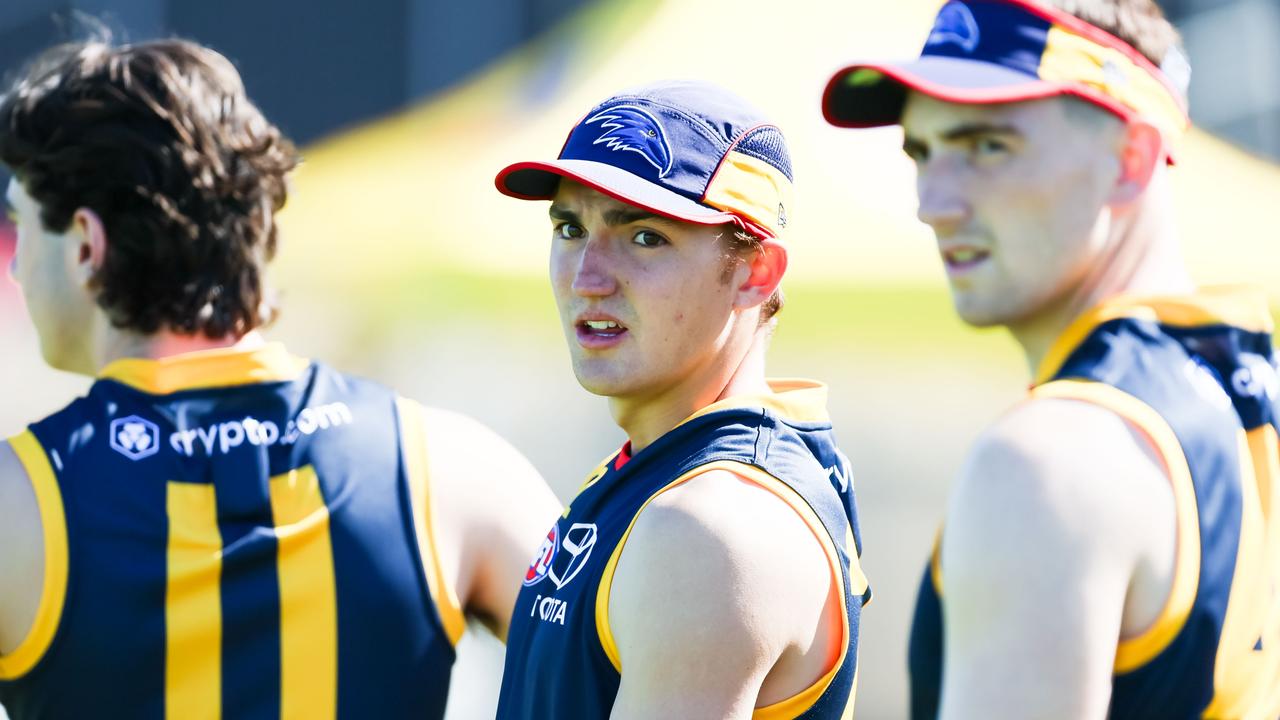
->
[0,343,465,720]
[909,288,1280,719]
[496,380,870,720]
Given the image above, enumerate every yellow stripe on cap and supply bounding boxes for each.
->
[1039,25,1189,142]
[703,150,795,239]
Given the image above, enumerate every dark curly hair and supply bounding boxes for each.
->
[0,38,299,337]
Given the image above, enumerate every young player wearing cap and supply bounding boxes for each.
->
[0,38,560,718]
[823,1,1280,717]
[492,80,870,719]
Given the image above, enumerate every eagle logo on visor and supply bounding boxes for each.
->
[584,105,674,178]
[927,1,980,53]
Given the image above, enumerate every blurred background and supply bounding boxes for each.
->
[0,0,1277,718]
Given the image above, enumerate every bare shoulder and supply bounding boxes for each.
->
[0,437,44,653]
[955,395,1170,527]
[413,403,560,636]
[936,396,1177,717]
[610,467,830,671]
[944,394,1174,614]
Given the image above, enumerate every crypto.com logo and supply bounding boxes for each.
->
[110,415,161,461]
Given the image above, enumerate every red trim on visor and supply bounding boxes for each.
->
[494,160,779,239]
[821,60,1143,129]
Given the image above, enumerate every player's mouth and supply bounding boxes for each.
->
[940,245,991,274]
[575,314,629,349]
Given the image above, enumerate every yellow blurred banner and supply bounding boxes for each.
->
[277,0,1280,290]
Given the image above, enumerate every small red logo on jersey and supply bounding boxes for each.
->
[524,524,559,587]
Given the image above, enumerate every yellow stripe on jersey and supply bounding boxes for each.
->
[0,432,69,681]
[682,380,831,427]
[397,398,466,646]
[594,459,854,719]
[270,466,338,720]
[165,481,223,719]
[929,527,944,596]
[100,342,310,394]
[1036,287,1274,385]
[1202,427,1280,718]
[1030,380,1201,673]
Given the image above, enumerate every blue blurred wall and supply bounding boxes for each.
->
[0,0,588,145]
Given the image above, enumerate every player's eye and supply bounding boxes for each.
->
[971,136,1011,158]
[553,222,586,240]
[631,230,668,248]
[902,140,928,164]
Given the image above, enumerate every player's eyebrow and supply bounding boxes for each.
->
[549,204,581,224]
[940,122,1021,142]
[550,203,679,229]
[602,206,661,227]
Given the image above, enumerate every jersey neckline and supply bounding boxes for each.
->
[97,342,310,394]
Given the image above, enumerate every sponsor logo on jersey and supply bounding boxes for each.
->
[927,1,980,53]
[584,106,674,177]
[1232,353,1279,400]
[549,522,598,589]
[530,594,569,626]
[169,402,354,457]
[524,524,560,587]
[522,521,599,590]
[110,415,161,461]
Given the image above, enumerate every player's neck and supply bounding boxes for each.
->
[1011,182,1193,381]
[95,325,266,373]
[610,327,772,454]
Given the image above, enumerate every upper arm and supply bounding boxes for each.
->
[0,437,45,656]
[939,398,1173,720]
[417,406,561,640]
[607,469,832,720]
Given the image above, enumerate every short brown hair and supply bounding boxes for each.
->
[721,227,784,323]
[1042,0,1184,69]
[0,38,299,338]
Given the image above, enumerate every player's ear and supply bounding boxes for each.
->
[1108,119,1163,207]
[735,239,787,311]
[67,206,108,288]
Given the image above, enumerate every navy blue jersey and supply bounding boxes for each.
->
[909,289,1280,719]
[497,380,869,719]
[0,343,464,719]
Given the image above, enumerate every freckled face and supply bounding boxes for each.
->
[548,181,738,399]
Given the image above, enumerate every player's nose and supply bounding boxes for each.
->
[915,167,970,238]
[571,236,618,298]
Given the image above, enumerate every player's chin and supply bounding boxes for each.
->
[948,291,1022,329]
[570,359,635,398]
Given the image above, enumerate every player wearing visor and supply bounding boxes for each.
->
[823,1,1280,718]
[494,80,870,720]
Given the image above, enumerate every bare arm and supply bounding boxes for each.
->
[938,398,1175,720]
[419,407,561,640]
[0,439,44,655]
[608,469,837,719]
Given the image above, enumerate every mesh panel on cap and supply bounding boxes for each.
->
[732,126,794,182]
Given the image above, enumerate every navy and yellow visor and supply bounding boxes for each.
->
[496,80,795,240]
[822,0,1190,147]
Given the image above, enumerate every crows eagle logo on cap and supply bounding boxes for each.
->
[584,105,674,178]
[927,1,981,53]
